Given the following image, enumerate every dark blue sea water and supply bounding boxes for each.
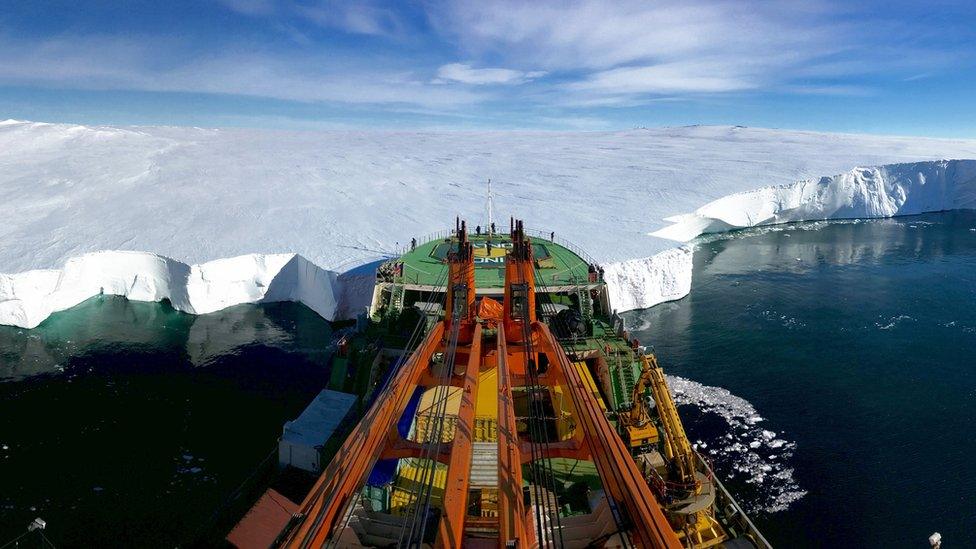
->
[0,299,332,548]
[624,210,976,548]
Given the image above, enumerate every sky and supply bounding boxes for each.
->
[0,0,974,135]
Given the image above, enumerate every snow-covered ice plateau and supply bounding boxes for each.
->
[2,119,976,328]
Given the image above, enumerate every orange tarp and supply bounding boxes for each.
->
[477,297,503,325]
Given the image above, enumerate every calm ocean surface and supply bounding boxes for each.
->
[0,299,333,547]
[624,210,976,548]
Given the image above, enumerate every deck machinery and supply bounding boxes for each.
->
[273,219,769,548]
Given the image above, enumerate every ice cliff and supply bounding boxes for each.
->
[2,120,976,328]
[652,160,976,242]
[0,252,338,329]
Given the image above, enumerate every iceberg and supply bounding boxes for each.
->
[652,160,976,242]
[0,251,339,329]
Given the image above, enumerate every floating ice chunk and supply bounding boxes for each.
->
[876,314,915,330]
[666,374,805,514]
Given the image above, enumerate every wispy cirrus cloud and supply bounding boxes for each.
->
[569,62,757,95]
[218,0,411,38]
[433,63,546,85]
[0,34,484,108]
[292,1,407,37]
[215,0,276,16]
[427,0,968,102]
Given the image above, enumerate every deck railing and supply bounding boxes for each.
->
[389,226,602,286]
[402,227,600,266]
[524,228,601,267]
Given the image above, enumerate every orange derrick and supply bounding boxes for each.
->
[275,218,682,548]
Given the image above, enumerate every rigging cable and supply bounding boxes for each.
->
[513,226,566,548]
[316,257,452,548]
[395,243,470,547]
[403,304,462,547]
[532,262,632,549]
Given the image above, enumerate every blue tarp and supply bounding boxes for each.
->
[398,386,424,438]
[367,385,424,486]
[368,459,397,487]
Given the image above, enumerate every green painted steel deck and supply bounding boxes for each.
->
[397,235,593,289]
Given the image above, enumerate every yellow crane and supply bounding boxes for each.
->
[638,353,698,490]
[630,353,729,548]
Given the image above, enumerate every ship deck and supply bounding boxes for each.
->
[397,234,594,289]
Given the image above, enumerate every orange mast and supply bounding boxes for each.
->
[435,224,481,546]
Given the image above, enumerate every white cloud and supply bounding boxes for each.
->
[434,63,545,85]
[570,62,756,94]
[216,0,276,16]
[428,0,845,70]
[293,1,405,37]
[428,0,961,102]
[0,34,484,109]
[218,0,408,38]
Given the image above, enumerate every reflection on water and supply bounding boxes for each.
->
[696,216,970,276]
[0,297,333,547]
[1,297,333,380]
[624,210,976,548]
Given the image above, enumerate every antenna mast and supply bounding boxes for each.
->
[486,178,493,237]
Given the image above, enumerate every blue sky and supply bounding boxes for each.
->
[0,0,974,135]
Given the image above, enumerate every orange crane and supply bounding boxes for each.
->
[275,219,682,548]
[277,224,479,548]
[530,322,680,548]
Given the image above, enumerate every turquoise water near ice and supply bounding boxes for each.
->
[0,298,332,547]
[624,210,976,548]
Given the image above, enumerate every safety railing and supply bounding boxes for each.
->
[413,228,454,248]
[524,228,601,267]
[404,226,600,267]
[383,226,603,287]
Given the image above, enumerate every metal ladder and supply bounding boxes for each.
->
[573,274,594,329]
[611,352,639,411]
[389,263,406,314]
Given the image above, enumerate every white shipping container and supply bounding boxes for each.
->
[278,389,358,473]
